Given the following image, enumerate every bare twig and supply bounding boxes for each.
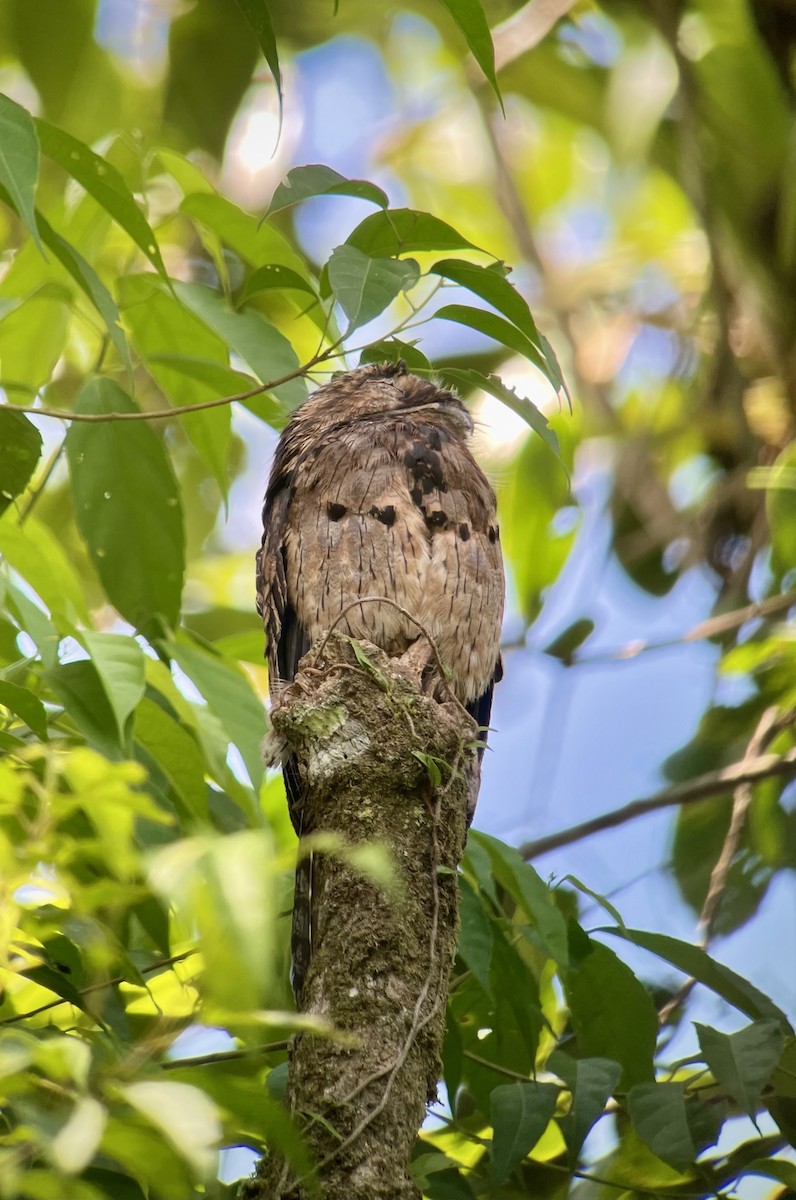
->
[519,745,796,860]
[161,1039,288,1071]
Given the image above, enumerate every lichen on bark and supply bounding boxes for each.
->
[243,633,476,1199]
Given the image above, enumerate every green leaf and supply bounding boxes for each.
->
[148,830,277,1011]
[489,1081,558,1181]
[741,1158,796,1190]
[561,873,624,928]
[435,304,552,377]
[431,259,540,343]
[436,0,502,107]
[0,678,48,740]
[134,697,208,822]
[66,379,185,640]
[358,339,432,372]
[180,191,312,281]
[166,638,265,790]
[695,1020,785,1120]
[36,119,168,280]
[470,831,568,967]
[0,511,90,628]
[457,876,495,999]
[327,245,419,331]
[121,1081,221,1175]
[549,1053,621,1167]
[268,164,388,215]
[346,208,484,257]
[119,274,236,492]
[543,620,595,663]
[440,368,564,465]
[82,632,146,740]
[0,407,42,515]
[601,928,793,1031]
[0,93,42,252]
[766,441,796,573]
[51,1096,107,1175]
[33,210,132,375]
[627,1081,718,1173]
[231,0,282,115]
[19,962,88,1012]
[564,928,657,1089]
[238,263,318,306]
[47,660,122,758]
[172,281,306,411]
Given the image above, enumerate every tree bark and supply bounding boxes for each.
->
[243,633,474,1199]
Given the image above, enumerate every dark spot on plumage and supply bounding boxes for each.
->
[421,474,436,495]
[425,510,448,530]
[459,522,470,541]
[327,502,347,521]
[369,504,396,527]
[427,427,442,451]
[488,526,498,543]
[410,486,423,507]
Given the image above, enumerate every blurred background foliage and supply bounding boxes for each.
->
[1,0,796,1196]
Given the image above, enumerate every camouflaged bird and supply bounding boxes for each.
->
[256,361,504,999]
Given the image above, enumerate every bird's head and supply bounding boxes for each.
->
[291,361,473,439]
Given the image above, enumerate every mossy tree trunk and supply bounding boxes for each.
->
[244,634,474,1199]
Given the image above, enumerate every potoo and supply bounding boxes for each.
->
[256,361,505,998]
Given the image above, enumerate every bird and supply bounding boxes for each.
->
[256,360,505,1000]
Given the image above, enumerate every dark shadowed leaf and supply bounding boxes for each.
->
[441,367,564,465]
[549,1052,621,1166]
[436,0,502,106]
[435,304,551,376]
[47,660,121,758]
[82,632,146,740]
[0,679,48,740]
[696,1020,785,1120]
[601,928,792,1030]
[327,245,419,331]
[36,120,168,279]
[268,164,388,215]
[470,831,568,967]
[0,93,42,252]
[34,211,132,374]
[431,259,539,341]
[66,379,185,640]
[346,208,484,257]
[627,1081,719,1173]
[457,876,495,999]
[565,928,657,1089]
[134,698,209,822]
[231,0,282,114]
[490,1081,559,1181]
[358,339,432,372]
[0,408,41,515]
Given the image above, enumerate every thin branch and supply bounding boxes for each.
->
[161,1039,288,1071]
[1,355,333,423]
[519,746,796,860]
[573,591,796,666]
[658,707,791,1025]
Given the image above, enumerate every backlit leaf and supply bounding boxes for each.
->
[82,631,146,740]
[232,0,282,114]
[66,379,185,640]
[36,120,168,279]
[0,93,42,252]
[436,0,502,107]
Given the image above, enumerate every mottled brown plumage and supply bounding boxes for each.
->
[256,361,504,997]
